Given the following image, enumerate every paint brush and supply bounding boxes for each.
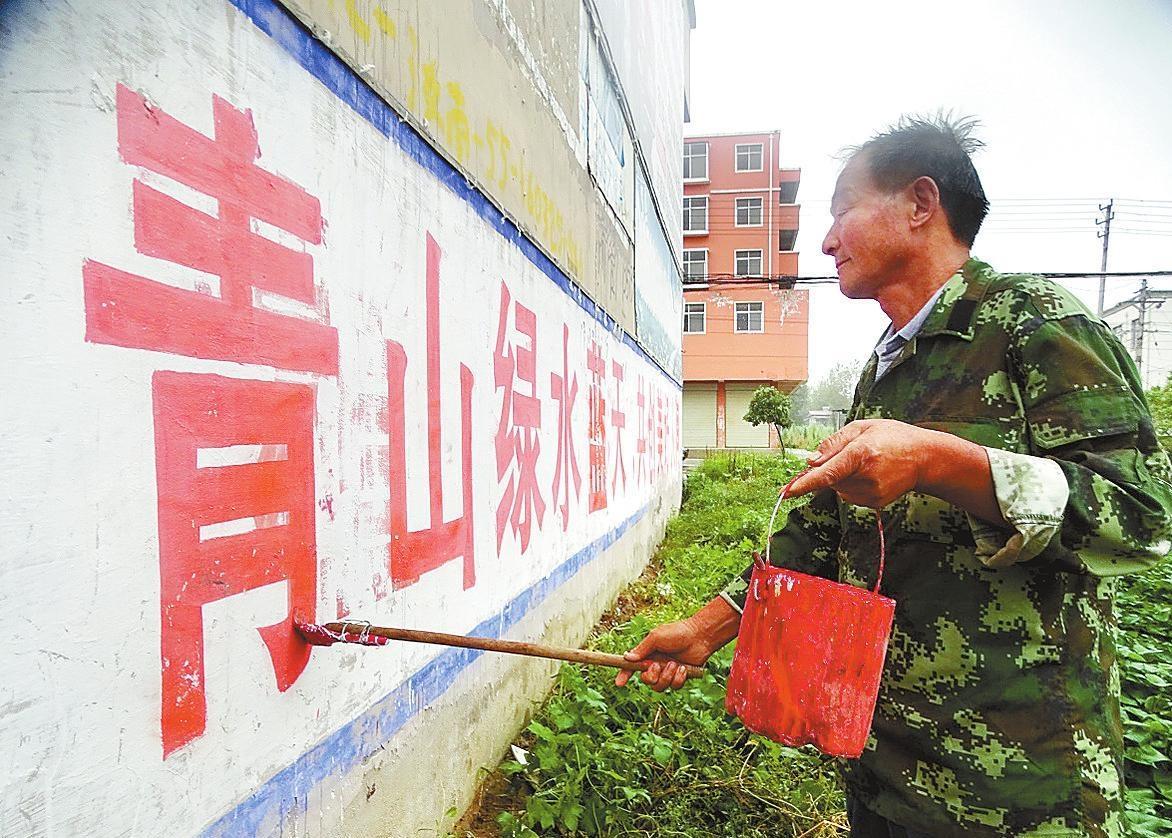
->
[296,621,707,680]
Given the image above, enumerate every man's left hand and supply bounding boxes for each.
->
[787,419,937,507]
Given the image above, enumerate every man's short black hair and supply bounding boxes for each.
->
[851,113,990,247]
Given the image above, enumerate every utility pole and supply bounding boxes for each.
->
[1137,275,1150,386]
[1096,198,1114,316]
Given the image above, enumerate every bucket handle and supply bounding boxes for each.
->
[757,470,886,595]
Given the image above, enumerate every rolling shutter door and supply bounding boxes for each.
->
[682,383,717,448]
[725,384,770,448]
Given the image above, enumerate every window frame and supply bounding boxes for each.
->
[735,196,764,227]
[683,195,709,235]
[682,248,709,281]
[683,141,709,181]
[734,301,765,334]
[683,302,707,334]
[734,248,764,278]
[736,302,764,335]
[735,142,764,173]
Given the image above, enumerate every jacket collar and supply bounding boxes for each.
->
[917,258,999,342]
[850,258,997,413]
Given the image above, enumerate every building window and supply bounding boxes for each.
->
[682,249,708,281]
[734,249,763,277]
[683,196,708,235]
[735,196,763,227]
[683,302,706,333]
[683,141,708,180]
[779,228,797,251]
[735,143,764,172]
[735,301,764,333]
[778,181,799,204]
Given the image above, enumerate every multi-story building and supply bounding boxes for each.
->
[680,131,808,450]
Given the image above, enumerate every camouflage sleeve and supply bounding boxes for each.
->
[719,487,841,612]
[965,448,1069,567]
[1005,310,1172,575]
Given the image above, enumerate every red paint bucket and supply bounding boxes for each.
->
[725,479,895,758]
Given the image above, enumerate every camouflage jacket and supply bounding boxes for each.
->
[722,259,1172,836]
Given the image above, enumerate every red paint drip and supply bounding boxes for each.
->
[725,475,895,759]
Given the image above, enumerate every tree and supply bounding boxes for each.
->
[1146,374,1172,450]
[743,386,793,456]
[806,360,862,413]
[788,382,810,424]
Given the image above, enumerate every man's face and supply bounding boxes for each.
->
[822,155,911,300]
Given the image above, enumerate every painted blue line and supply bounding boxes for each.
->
[195,4,672,831]
[229,0,680,389]
[202,502,650,836]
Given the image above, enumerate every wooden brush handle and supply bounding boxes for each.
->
[318,622,707,679]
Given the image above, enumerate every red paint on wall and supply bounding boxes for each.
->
[609,360,627,496]
[494,281,545,553]
[386,234,475,589]
[634,376,648,486]
[550,324,582,530]
[586,341,607,512]
[154,372,317,758]
[83,84,337,375]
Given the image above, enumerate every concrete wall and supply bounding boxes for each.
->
[0,0,687,835]
[273,0,688,381]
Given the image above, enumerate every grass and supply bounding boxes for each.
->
[455,451,842,837]
[454,450,1172,836]
[781,424,833,452]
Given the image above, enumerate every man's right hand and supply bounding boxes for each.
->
[615,595,741,691]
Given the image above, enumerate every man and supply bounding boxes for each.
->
[619,116,1172,837]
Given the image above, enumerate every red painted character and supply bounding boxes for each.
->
[586,340,607,513]
[82,85,337,757]
[550,324,582,529]
[493,282,545,553]
[386,234,475,589]
[610,360,628,497]
[635,375,649,486]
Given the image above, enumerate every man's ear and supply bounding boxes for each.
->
[907,176,941,231]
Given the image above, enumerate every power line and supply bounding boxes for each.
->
[679,270,1172,290]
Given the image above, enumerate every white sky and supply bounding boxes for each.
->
[686,0,1172,380]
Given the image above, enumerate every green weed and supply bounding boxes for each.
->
[482,452,844,837]
[781,424,832,452]
[1119,560,1172,833]
[469,450,1172,836]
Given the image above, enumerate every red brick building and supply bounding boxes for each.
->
[681,131,807,449]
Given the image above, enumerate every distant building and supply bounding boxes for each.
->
[680,131,808,450]
[1102,285,1172,389]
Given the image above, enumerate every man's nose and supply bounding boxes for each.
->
[822,227,838,257]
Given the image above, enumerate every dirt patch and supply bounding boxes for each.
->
[450,768,517,837]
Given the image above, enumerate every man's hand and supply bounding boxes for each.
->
[787,419,1005,525]
[616,596,740,691]
[787,419,930,507]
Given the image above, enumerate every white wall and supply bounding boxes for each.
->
[0,1,682,834]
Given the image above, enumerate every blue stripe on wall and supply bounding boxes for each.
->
[228,0,680,389]
[203,503,650,836]
[195,3,680,831]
